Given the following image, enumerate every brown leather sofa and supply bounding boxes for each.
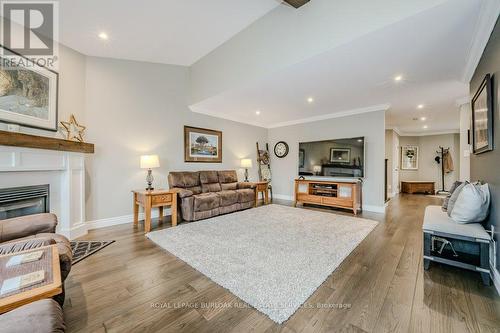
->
[0,299,65,333]
[168,170,256,221]
[0,213,72,306]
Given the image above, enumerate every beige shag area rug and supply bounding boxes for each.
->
[147,204,378,324]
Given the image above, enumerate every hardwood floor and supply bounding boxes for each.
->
[64,195,500,332]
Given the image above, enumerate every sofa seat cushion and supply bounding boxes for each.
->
[218,190,239,206]
[0,299,65,333]
[423,206,489,241]
[236,188,254,203]
[193,193,220,212]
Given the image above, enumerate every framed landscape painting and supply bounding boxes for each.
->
[0,46,58,131]
[330,148,350,163]
[184,126,222,163]
[471,74,493,154]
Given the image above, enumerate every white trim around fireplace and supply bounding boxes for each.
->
[0,146,86,240]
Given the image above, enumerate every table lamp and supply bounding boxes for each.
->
[313,165,322,175]
[140,155,160,190]
[240,159,253,182]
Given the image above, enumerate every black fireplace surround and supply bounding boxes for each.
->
[0,184,50,220]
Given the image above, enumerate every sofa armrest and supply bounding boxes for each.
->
[0,238,55,255]
[0,299,65,332]
[0,213,58,243]
[175,188,194,199]
[237,182,256,190]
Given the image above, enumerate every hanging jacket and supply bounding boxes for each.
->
[443,150,454,173]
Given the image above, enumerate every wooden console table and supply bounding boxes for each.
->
[401,181,435,194]
[294,179,361,215]
[132,189,178,232]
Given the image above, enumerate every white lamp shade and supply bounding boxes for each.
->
[240,159,253,168]
[140,155,160,169]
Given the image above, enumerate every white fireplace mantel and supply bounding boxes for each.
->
[0,146,87,240]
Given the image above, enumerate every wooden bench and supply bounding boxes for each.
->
[402,181,435,194]
[422,206,491,285]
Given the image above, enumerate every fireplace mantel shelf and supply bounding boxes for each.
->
[0,130,94,154]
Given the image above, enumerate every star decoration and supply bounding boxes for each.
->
[59,114,86,142]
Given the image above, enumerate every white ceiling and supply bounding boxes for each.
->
[58,0,280,66]
[57,0,497,135]
[190,0,487,134]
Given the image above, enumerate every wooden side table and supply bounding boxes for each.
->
[132,189,178,232]
[253,181,270,206]
[0,245,62,314]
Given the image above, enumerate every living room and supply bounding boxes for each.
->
[0,1,499,332]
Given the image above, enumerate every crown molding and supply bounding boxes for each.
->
[461,0,500,83]
[395,129,460,137]
[189,105,268,128]
[386,126,402,136]
[190,103,390,129]
[267,104,390,129]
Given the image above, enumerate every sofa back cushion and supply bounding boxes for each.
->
[200,171,221,193]
[168,172,202,194]
[218,170,238,190]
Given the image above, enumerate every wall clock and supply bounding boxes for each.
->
[274,141,289,158]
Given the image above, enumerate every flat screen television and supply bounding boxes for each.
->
[298,137,365,178]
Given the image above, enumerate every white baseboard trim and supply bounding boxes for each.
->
[363,205,386,214]
[491,266,500,296]
[87,209,170,231]
[59,222,88,241]
[273,194,294,201]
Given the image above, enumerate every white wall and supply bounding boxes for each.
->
[0,44,87,137]
[268,110,386,211]
[399,134,460,191]
[84,57,268,221]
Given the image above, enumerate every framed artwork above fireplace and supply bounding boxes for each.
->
[0,45,59,131]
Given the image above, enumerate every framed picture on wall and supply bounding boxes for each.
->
[471,73,494,154]
[184,126,222,163]
[401,145,419,170]
[0,45,59,131]
[330,148,351,163]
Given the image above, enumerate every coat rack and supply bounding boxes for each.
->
[434,146,450,194]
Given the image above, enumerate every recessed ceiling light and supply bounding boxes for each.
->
[255,110,261,115]
[98,32,109,40]
[423,125,428,129]
[417,104,424,109]
[307,97,314,103]
[420,116,427,121]
[394,75,403,82]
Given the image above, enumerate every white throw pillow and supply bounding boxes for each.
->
[450,183,490,223]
